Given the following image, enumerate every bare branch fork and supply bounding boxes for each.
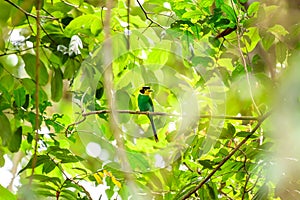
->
[136,0,165,29]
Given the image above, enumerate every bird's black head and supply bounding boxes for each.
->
[140,86,152,94]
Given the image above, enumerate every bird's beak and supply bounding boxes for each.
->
[148,89,154,92]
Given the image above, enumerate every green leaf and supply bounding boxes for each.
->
[276,42,288,63]
[248,2,260,16]
[65,14,102,36]
[182,10,202,20]
[23,54,49,86]
[209,36,221,48]
[11,0,34,26]
[127,151,149,171]
[236,131,258,138]
[232,63,245,79]
[25,111,43,130]
[215,0,224,8]
[268,24,289,37]
[19,155,51,174]
[215,67,230,87]
[261,32,275,51]
[8,127,22,153]
[13,87,26,107]
[192,56,214,66]
[199,159,214,169]
[0,112,12,146]
[0,85,11,111]
[199,187,209,199]
[144,49,169,69]
[221,4,237,23]
[95,81,104,99]
[47,146,83,163]
[29,174,61,186]
[0,74,14,91]
[51,68,63,102]
[42,160,56,174]
[253,184,269,200]
[244,27,260,52]
[236,171,245,180]
[0,1,11,24]
[35,189,56,198]
[218,148,229,156]
[63,179,84,191]
[0,185,16,200]
[21,78,36,94]
[214,18,231,28]
[34,184,57,193]
[0,148,5,167]
[207,182,218,199]
[199,0,214,7]
[60,189,78,200]
[227,123,236,134]
[63,58,80,79]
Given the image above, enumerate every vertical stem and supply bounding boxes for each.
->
[236,17,261,116]
[30,0,41,185]
[127,0,130,50]
[102,0,136,193]
[103,0,124,168]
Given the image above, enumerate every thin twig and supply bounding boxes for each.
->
[181,111,272,199]
[65,116,86,136]
[0,47,36,57]
[61,0,80,8]
[242,173,251,200]
[82,110,259,120]
[64,109,260,135]
[4,0,57,20]
[236,16,261,115]
[136,0,165,29]
[47,154,92,200]
[245,168,263,193]
[83,110,175,116]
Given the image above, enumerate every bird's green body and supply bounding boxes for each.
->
[138,94,154,112]
[138,86,158,142]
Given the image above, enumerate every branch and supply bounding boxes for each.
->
[47,154,92,200]
[136,0,165,29]
[83,110,259,119]
[8,151,24,191]
[65,109,260,136]
[181,111,272,199]
[0,46,37,57]
[4,0,57,20]
[83,110,175,117]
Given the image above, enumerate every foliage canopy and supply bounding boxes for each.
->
[0,0,300,199]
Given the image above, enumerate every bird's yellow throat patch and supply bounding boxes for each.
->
[144,89,152,95]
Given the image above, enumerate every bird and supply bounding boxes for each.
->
[138,86,159,142]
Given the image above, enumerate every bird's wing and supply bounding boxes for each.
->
[148,97,154,111]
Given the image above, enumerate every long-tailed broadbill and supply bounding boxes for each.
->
[138,86,159,142]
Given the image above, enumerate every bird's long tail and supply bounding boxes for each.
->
[148,115,159,142]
